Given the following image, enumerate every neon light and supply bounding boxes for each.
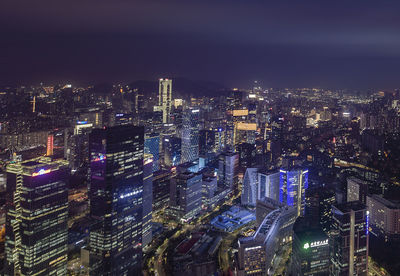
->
[366,210,369,235]
[303,243,310,249]
[144,158,153,165]
[77,121,87,125]
[92,154,106,162]
[32,169,51,177]
[310,239,328,248]
[120,190,141,199]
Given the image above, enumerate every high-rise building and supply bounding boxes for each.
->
[163,136,181,167]
[331,201,369,276]
[347,176,369,204]
[218,151,239,192]
[142,154,153,247]
[181,108,200,163]
[258,169,280,202]
[153,170,172,211]
[241,168,281,206]
[88,125,144,275]
[366,194,400,241]
[144,132,160,172]
[159,78,172,124]
[237,206,297,275]
[305,188,336,233]
[5,157,69,276]
[169,171,203,222]
[291,217,330,276]
[241,168,259,206]
[279,167,308,217]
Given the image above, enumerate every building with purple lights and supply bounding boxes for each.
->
[5,157,69,276]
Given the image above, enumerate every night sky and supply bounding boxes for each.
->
[2,0,400,88]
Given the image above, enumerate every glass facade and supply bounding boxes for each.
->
[89,125,144,275]
[5,157,69,276]
[181,108,200,163]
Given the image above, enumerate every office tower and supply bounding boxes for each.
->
[291,217,330,276]
[305,188,336,233]
[218,151,239,192]
[142,154,153,247]
[199,129,214,155]
[144,132,160,172]
[88,125,144,275]
[159,78,172,124]
[241,168,258,206]
[169,172,202,222]
[5,157,69,276]
[202,175,218,209]
[66,121,93,170]
[331,202,369,276]
[366,194,400,241]
[152,170,172,211]
[258,169,280,202]
[163,136,181,167]
[181,108,200,163]
[279,167,308,217]
[237,206,296,275]
[237,142,257,168]
[199,128,225,155]
[347,177,368,204]
[237,240,266,275]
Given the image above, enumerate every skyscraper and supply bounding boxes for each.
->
[331,201,369,276]
[291,217,330,276]
[218,151,239,192]
[144,132,160,172]
[159,78,172,124]
[169,171,203,222]
[279,167,308,217]
[241,168,280,206]
[163,136,181,167]
[142,154,153,247]
[347,176,369,204]
[5,157,69,276]
[181,108,200,163]
[88,125,144,275]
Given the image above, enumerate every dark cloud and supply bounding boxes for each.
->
[1,0,400,88]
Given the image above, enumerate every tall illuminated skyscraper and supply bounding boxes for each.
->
[142,154,153,247]
[159,78,172,124]
[331,201,369,276]
[5,157,69,276]
[181,108,200,163]
[279,167,308,217]
[88,125,144,275]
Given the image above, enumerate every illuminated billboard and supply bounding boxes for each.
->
[236,122,257,131]
[233,109,248,116]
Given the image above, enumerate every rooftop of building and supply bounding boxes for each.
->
[7,156,69,176]
[333,201,367,213]
[369,194,400,209]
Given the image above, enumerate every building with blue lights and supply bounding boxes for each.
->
[88,125,144,275]
[279,167,308,217]
[144,132,160,172]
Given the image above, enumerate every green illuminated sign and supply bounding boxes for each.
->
[303,243,310,249]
